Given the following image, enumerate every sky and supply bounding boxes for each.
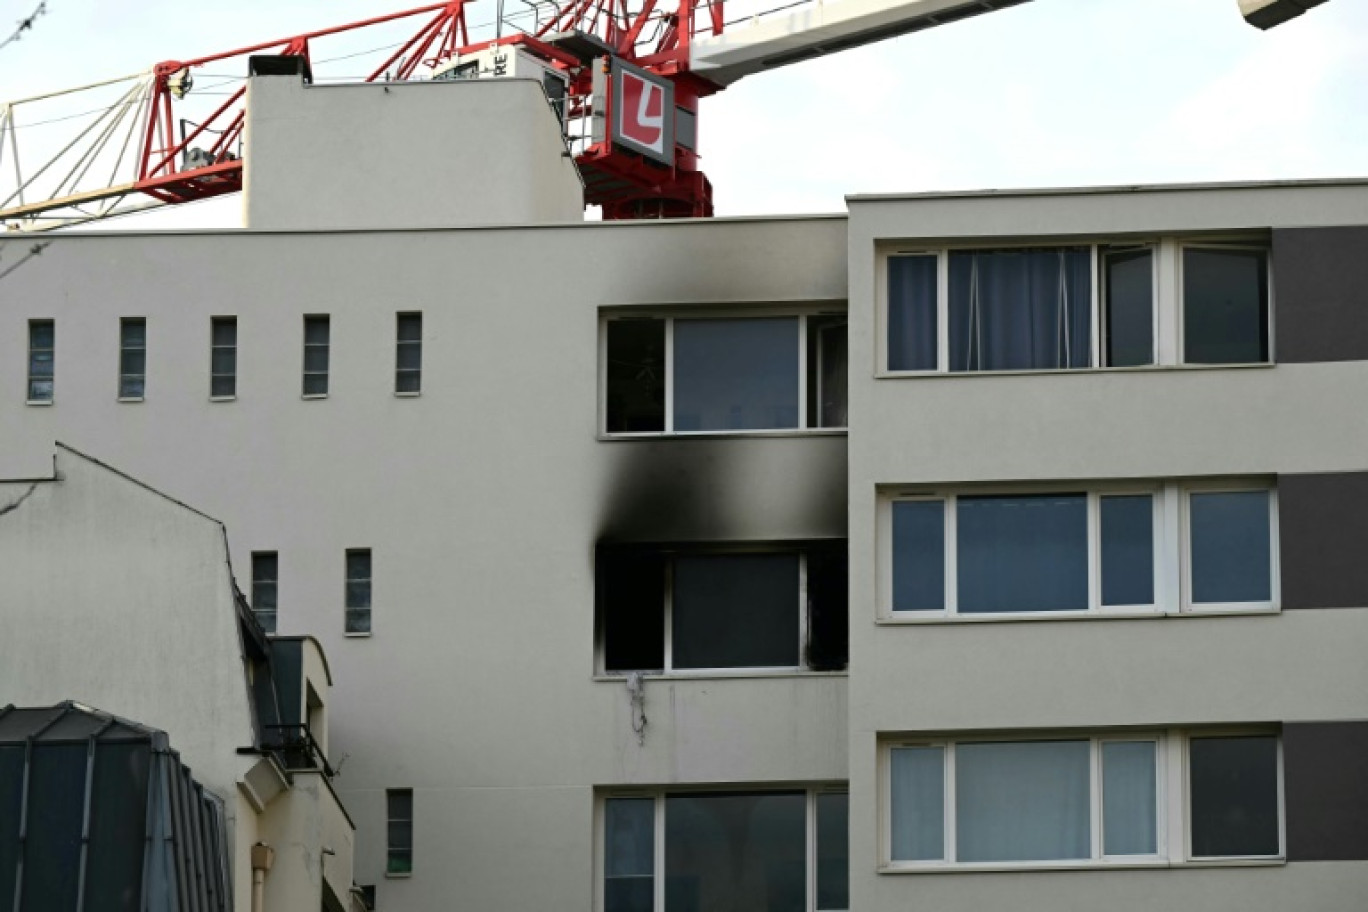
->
[0,0,1364,229]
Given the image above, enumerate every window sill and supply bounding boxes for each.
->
[384,872,412,879]
[343,631,372,638]
[117,396,145,403]
[876,362,1275,380]
[877,607,1279,625]
[25,400,53,407]
[301,393,329,400]
[595,669,848,682]
[394,391,422,398]
[600,428,848,442]
[209,395,236,403]
[879,858,1284,875]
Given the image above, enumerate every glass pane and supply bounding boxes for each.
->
[211,374,236,398]
[388,789,414,819]
[211,318,236,346]
[606,319,666,433]
[86,743,151,912]
[253,581,278,610]
[386,850,412,875]
[1101,495,1154,606]
[303,373,328,396]
[0,745,25,906]
[21,743,87,911]
[1102,741,1158,855]
[28,379,53,401]
[671,554,799,669]
[817,322,847,428]
[120,349,146,375]
[119,376,145,399]
[1190,491,1271,604]
[254,553,278,581]
[816,794,848,910]
[606,797,655,912]
[1183,248,1269,364]
[891,501,945,612]
[887,255,938,371]
[397,342,422,371]
[673,318,799,431]
[949,248,1092,371]
[956,740,1091,862]
[1105,248,1154,367]
[345,607,371,633]
[346,581,372,609]
[211,348,236,375]
[890,747,944,861]
[29,351,54,377]
[387,821,413,849]
[664,792,804,912]
[304,317,330,345]
[397,313,422,342]
[957,494,1088,613]
[255,608,278,634]
[600,549,666,672]
[29,321,54,349]
[304,346,329,373]
[120,320,146,346]
[347,550,371,580]
[1189,736,1280,857]
[396,370,421,393]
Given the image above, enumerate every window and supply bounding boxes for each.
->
[884,731,1281,869]
[396,312,422,393]
[27,320,54,403]
[119,318,146,399]
[883,482,1276,618]
[345,548,371,634]
[603,313,847,434]
[210,316,237,398]
[251,552,278,634]
[386,789,413,875]
[602,788,847,912]
[597,543,847,673]
[303,315,329,396]
[883,240,1269,373]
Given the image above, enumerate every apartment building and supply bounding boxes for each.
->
[2,75,1366,911]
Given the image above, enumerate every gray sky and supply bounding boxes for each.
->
[1,0,1363,228]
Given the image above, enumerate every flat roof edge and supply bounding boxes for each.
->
[846,177,1368,204]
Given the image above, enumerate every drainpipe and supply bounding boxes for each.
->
[251,843,275,912]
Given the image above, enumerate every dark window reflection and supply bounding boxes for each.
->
[1189,736,1280,857]
[1183,248,1269,364]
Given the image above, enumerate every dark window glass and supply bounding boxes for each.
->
[387,789,413,874]
[28,320,54,402]
[956,740,1091,862]
[957,494,1087,613]
[396,312,422,393]
[252,552,279,634]
[1104,248,1154,367]
[1102,741,1158,857]
[673,318,799,431]
[815,793,849,910]
[119,318,146,399]
[892,501,945,612]
[808,317,848,428]
[0,745,24,905]
[303,316,330,396]
[606,319,665,433]
[949,248,1092,371]
[21,743,87,910]
[665,793,805,912]
[605,798,654,912]
[1189,736,1280,857]
[346,549,372,634]
[1101,495,1154,606]
[599,547,666,672]
[211,317,236,398]
[888,255,938,371]
[1183,248,1269,364]
[1190,491,1271,604]
[671,553,799,669]
[805,546,848,672]
[86,742,151,912]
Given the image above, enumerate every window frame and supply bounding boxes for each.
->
[302,314,330,399]
[599,306,849,437]
[879,729,1283,873]
[385,788,414,877]
[878,480,1278,622]
[210,315,237,401]
[250,551,278,634]
[26,318,55,405]
[118,316,147,401]
[596,785,850,912]
[395,311,422,396]
[344,547,372,636]
[877,237,1271,376]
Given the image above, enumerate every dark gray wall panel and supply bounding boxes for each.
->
[1284,722,1368,861]
[1273,227,1368,363]
[1279,472,1368,609]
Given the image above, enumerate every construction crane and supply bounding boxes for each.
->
[0,0,1331,230]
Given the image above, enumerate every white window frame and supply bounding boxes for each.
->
[596,785,849,912]
[600,546,814,676]
[877,237,1271,376]
[880,729,1283,872]
[878,480,1278,622]
[599,307,848,437]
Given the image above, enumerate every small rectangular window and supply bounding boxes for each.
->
[303,315,330,397]
[27,320,54,403]
[1188,490,1273,606]
[1183,247,1269,364]
[815,793,849,911]
[809,317,848,429]
[1103,247,1155,367]
[891,501,945,612]
[396,312,422,393]
[1100,494,1155,607]
[1102,740,1159,856]
[211,317,237,399]
[1189,735,1280,857]
[251,552,278,634]
[386,789,413,875]
[345,548,372,634]
[119,318,146,400]
[887,255,938,371]
[605,319,666,433]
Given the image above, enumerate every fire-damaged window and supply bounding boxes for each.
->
[596,542,847,673]
[603,312,847,434]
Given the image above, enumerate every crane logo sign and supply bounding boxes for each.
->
[607,59,675,165]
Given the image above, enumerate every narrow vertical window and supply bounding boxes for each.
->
[251,552,278,634]
[605,319,665,433]
[303,315,330,396]
[396,312,422,393]
[1102,741,1159,856]
[891,501,945,612]
[604,797,654,912]
[119,318,146,400]
[890,746,945,861]
[1100,494,1155,607]
[1103,247,1155,367]
[808,316,848,428]
[887,254,938,371]
[211,316,237,399]
[816,792,849,911]
[27,320,54,403]
[345,548,372,634]
[386,789,413,875]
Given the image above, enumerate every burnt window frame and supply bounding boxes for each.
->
[600,306,849,437]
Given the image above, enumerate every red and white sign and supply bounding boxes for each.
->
[609,60,674,165]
